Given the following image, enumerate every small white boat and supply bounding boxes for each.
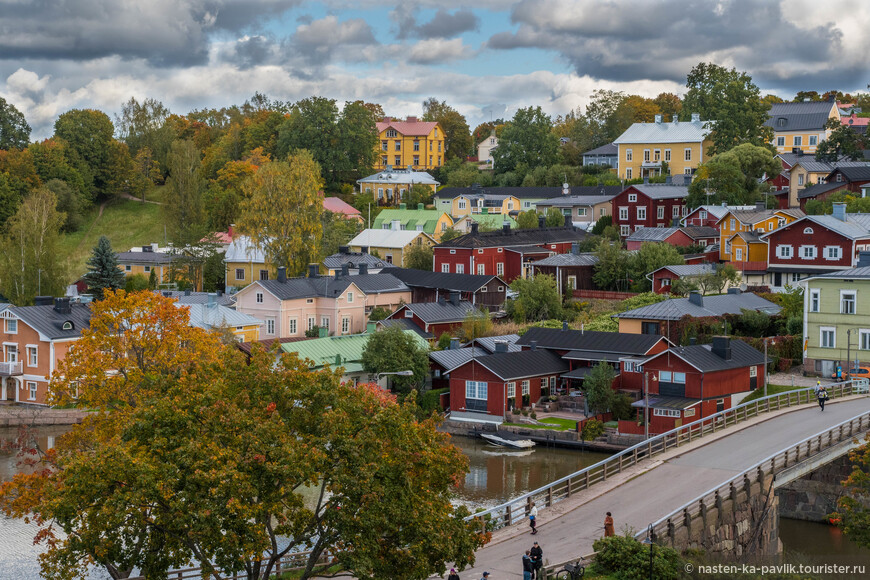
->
[480,433,535,449]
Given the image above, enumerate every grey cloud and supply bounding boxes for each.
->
[390,5,479,39]
[489,0,854,91]
[289,16,378,65]
[221,35,281,68]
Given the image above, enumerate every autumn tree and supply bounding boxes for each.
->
[115,97,174,172]
[0,187,67,305]
[0,96,31,149]
[492,106,558,173]
[816,118,866,162]
[422,98,473,161]
[506,274,564,322]
[83,236,126,300]
[361,326,431,395]
[162,139,206,246]
[687,143,781,207]
[682,62,773,154]
[653,92,683,122]
[404,243,434,270]
[239,151,324,276]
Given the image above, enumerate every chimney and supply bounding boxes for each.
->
[184,289,191,296]
[833,202,846,222]
[450,291,460,306]
[755,200,766,211]
[359,263,369,275]
[217,289,223,297]
[503,222,511,234]
[562,320,569,331]
[53,297,71,314]
[688,291,703,307]
[391,220,401,231]
[340,263,350,278]
[449,337,460,350]
[277,266,287,283]
[727,287,742,295]
[308,264,319,278]
[571,242,580,255]
[438,294,446,305]
[564,214,572,227]
[207,293,216,308]
[470,222,479,234]
[417,203,424,210]
[858,251,870,268]
[399,203,406,210]
[162,291,172,297]
[338,245,349,254]
[494,340,508,353]
[689,337,697,345]
[383,116,392,123]
[529,340,537,351]
[367,322,376,333]
[655,114,662,123]
[711,336,732,360]
[665,175,672,184]
[407,116,417,122]
[228,224,234,238]
[538,215,546,229]
[691,113,701,123]
[35,296,53,306]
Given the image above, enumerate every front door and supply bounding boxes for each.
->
[774,272,782,287]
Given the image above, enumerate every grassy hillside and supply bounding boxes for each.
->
[59,198,165,280]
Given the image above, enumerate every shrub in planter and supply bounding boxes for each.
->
[512,408,521,415]
[592,535,684,580]
[522,409,529,416]
[548,395,558,402]
[530,411,537,420]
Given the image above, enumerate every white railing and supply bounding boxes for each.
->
[0,360,22,375]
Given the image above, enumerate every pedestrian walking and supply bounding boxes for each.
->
[604,512,615,537]
[448,568,460,580]
[530,541,543,579]
[522,550,534,580]
[479,572,490,580]
[817,385,829,411]
[529,501,538,534]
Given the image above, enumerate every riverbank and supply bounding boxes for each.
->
[0,406,89,427]
[440,420,626,453]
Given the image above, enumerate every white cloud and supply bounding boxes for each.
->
[407,38,474,64]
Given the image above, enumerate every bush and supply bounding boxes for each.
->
[418,388,448,415]
[592,534,686,580]
[436,333,453,351]
[580,418,605,441]
[512,408,521,415]
[368,306,391,322]
[522,409,529,416]
[611,393,635,421]
[124,273,150,292]
[530,411,537,420]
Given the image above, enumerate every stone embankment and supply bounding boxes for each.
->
[0,406,89,427]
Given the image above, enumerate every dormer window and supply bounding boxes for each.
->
[777,118,787,127]
[386,129,397,138]
[62,321,74,331]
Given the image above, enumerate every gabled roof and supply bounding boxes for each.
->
[382,268,504,292]
[376,118,439,137]
[685,205,755,221]
[775,152,802,168]
[465,334,522,353]
[434,186,563,201]
[615,292,781,321]
[536,195,618,208]
[181,303,263,330]
[10,303,92,341]
[811,266,870,280]
[648,263,716,280]
[396,301,480,323]
[372,209,452,235]
[157,290,234,307]
[721,208,804,226]
[225,235,267,264]
[791,159,868,174]
[643,339,765,373]
[429,347,490,373]
[680,226,721,239]
[764,101,837,132]
[377,317,433,339]
[532,253,599,267]
[796,181,848,200]
[283,330,427,373]
[346,273,409,295]
[827,166,870,182]
[437,225,587,249]
[582,143,618,156]
[626,184,689,200]
[613,119,710,144]
[473,349,569,381]
[348,228,435,249]
[323,197,362,216]
[627,227,680,242]
[515,327,669,356]
[761,214,870,241]
[322,252,386,270]
[730,231,763,244]
[357,167,439,186]
[253,277,354,301]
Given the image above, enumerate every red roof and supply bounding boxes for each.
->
[376,117,438,137]
[323,197,361,216]
[203,224,234,245]
[842,114,870,127]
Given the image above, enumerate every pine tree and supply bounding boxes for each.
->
[84,236,126,300]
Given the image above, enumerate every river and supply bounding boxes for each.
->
[2,427,868,579]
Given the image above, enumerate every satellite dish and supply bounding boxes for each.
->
[562,182,570,190]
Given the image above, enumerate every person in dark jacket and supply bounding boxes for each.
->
[522,550,534,580]
[448,568,460,580]
[530,541,543,579]
[817,385,829,411]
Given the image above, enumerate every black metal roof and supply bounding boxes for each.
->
[435,186,565,200]
[827,165,870,182]
[11,303,92,340]
[764,102,836,131]
[322,252,386,270]
[257,273,406,300]
[346,273,409,295]
[377,317,433,339]
[797,181,847,200]
[381,267,504,292]
[156,290,234,307]
[515,327,669,356]
[395,301,480,323]
[437,225,588,249]
[474,349,569,381]
[644,339,765,373]
[116,251,177,264]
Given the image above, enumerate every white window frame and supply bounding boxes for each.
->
[643,149,650,162]
[346,292,354,303]
[809,135,818,146]
[342,317,349,334]
[266,319,275,335]
[777,245,793,259]
[521,380,530,395]
[657,206,664,219]
[860,329,870,351]
[27,381,37,401]
[841,290,857,315]
[235,268,245,281]
[477,264,485,275]
[441,263,450,273]
[672,205,679,218]
[456,264,464,274]
[684,148,692,161]
[507,381,516,399]
[800,245,817,259]
[125,264,132,272]
[289,318,297,335]
[637,207,646,220]
[308,316,316,331]
[794,135,803,147]
[404,309,414,318]
[466,380,487,401]
[256,292,263,304]
[626,168,632,179]
[619,207,629,220]
[626,148,633,162]
[820,326,836,348]
[620,225,631,237]
[735,248,743,261]
[26,345,38,367]
[497,262,504,276]
[777,136,785,147]
[659,371,672,382]
[825,246,841,260]
[653,408,681,418]
[5,319,17,334]
[628,194,637,203]
[810,289,820,313]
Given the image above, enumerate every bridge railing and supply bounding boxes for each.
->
[637,409,870,547]
[126,549,334,580]
[467,378,868,531]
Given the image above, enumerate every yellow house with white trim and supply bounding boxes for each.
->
[348,228,436,267]
[613,114,713,180]
[765,101,839,155]
[374,117,445,171]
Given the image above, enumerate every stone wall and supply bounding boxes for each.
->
[776,455,855,522]
[0,407,89,427]
[657,474,781,559]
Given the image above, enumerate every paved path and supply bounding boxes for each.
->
[450,397,870,579]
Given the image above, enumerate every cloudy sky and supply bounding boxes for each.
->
[2,0,869,139]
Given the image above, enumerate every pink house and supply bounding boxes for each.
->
[323,197,364,224]
[234,267,411,339]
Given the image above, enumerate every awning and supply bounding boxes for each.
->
[631,396,701,410]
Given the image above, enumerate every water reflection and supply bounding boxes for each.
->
[780,518,870,559]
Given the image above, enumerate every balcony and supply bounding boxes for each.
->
[731,261,768,273]
[0,361,23,376]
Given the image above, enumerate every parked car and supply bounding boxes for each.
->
[832,367,870,380]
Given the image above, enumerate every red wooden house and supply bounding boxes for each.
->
[625,226,719,250]
[382,295,480,338]
[648,263,717,294]
[611,184,689,239]
[824,166,870,194]
[624,337,766,435]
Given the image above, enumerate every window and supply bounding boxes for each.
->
[62,321,73,330]
[653,408,681,418]
[5,344,17,362]
[125,265,132,272]
[266,319,275,335]
[521,380,530,395]
[735,248,743,261]
[458,199,467,210]
[385,255,393,264]
[837,173,844,182]
[841,291,856,314]
[662,278,671,286]
[394,156,401,166]
[404,308,414,318]
[643,149,650,162]
[439,142,442,152]
[576,207,587,217]
[672,206,679,218]
[381,156,388,166]
[626,149,633,161]
[441,263,450,273]
[27,381,37,401]
[825,246,841,260]
[809,135,818,146]
[465,380,487,401]
[684,148,692,161]
[777,136,785,147]
[619,207,629,220]
[673,372,686,383]
[801,245,817,259]
[455,264,464,274]
[541,378,547,390]
[659,371,672,382]
[725,241,731,254]
[749,366,757,378]
[628,194,637,203]
[600,208,607,217]
[637,207,646,220]
[413,155,419,165]
[620,225,631,237]
[346,291,354,303]
[306,298,314,304]
[664,149,671,161]
[550,376,556,389]
[507,382,516,398]
[777,245,792,259]
[254,292,263,304]
[626,168,632,179]
[654,149,661,162]
[684,168,693,175]
[477,264,485,275]
[685,407,696,418]
[144,266,151,273]
[820,327,836,348]
[321,317,330,331]
[289,319,297,335]
[794,136,803,147]
[308,316,316,331]
[342,317,349,334]
[235,268,245,281]
[810,289,820,312]
[798,174,804,186]
[860,329,870,351]
[730,218,736,230]
[411,140,419,151]
[381,140,388,151]
[27,346,37,367]
[657,206,664,219]
[395,141,402,151]
[386,129,397,138]
[803,227,814,234]
[567,275,576,290]
[497,262,504,276]
[623,361,637,373]
[700,210,707,219]
[5,319,17,334]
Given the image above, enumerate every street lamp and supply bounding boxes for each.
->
[642,524,654,580]
[376,370,414,388]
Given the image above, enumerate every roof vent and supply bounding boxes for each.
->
[688,291,703,307]
[654,114,662,123]
[691,113,701,123]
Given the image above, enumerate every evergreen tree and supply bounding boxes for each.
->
[84,236,126,300]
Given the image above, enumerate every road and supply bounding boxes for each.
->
[451,397,870,579]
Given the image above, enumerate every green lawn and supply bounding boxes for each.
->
[503,417,578,431]
[740,383,806,404]
[58,198,165,279]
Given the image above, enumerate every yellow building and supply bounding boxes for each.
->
[374,117,445,171]
[181,302,263,342]
[224,236,275,291]
[765,101,839,155]
[784,158,866,208]
[717,206,804,262]
[348,228,436,267]
[613,114,713,180]
[116,244,203,291]
[372,206,455,241]
[452,194,521,218]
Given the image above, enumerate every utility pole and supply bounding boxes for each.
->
[764,337,768,397]
[847,329,852,378]
[644,371,650,440]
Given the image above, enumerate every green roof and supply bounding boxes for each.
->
[372,209,452,235]
[469,214,517,229]
[281,330,428,372]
